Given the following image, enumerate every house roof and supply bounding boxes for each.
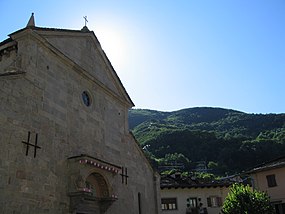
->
[160,174,234,189]
[246,155,285,174]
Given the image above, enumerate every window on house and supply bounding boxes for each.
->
[161,198,177,210]
[266,174,277,187]
[207,196,222,207]
[187,197,198,208]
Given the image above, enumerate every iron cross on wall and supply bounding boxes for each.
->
[120,166,129,185]
[22,131,41,158]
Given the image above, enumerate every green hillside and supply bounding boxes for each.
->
[129,107,285,175]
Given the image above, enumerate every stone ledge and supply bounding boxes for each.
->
[69,191,118,213]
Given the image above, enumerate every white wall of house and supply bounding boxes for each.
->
[251,166,285,205]
[161,186,230,214]
[248,162,285,213]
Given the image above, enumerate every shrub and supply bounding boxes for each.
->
[222,183,275,214]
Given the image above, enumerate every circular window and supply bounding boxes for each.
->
[82,91,91,107]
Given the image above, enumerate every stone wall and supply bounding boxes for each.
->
[0,27,160,214]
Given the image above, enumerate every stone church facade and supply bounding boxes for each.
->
[0,15,160,214]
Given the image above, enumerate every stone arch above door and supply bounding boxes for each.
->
[68,154,120,213]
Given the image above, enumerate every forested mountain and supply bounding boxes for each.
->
[129,107,285,175]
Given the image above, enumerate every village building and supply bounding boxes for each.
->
[160,173,234,214]
[0,14,161,214]
[247,156,285,214]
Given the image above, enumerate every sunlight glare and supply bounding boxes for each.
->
[95,26,127,72]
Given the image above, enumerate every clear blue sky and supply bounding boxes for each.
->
[1,0,284,113]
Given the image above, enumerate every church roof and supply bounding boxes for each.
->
[0,37,13,47]
[10,26,91,35]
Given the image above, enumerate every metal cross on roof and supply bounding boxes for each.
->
[83,16,88,26]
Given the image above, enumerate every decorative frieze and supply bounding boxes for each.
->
[78,158,120,174]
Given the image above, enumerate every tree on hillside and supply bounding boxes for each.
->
[222,183,275,214]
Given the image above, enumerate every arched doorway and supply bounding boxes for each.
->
[85,172,109,198]
[70,172,114,214]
